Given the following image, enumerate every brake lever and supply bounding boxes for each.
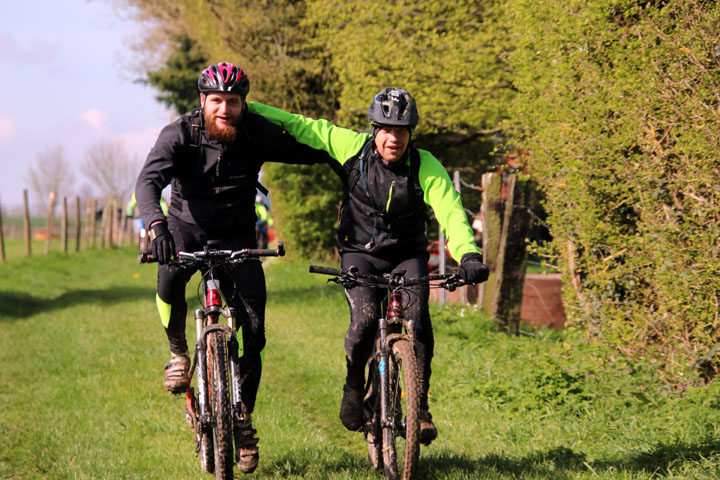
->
[440,274,468,291]
[230,250,248,261]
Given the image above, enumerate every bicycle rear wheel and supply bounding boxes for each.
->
[382,339,420,480]
[207,331,234,480]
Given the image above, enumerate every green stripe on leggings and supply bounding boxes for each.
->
[156,294,172,328]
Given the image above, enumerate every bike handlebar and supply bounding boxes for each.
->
[309,264,470,291]
[140,242,285,264]
[308,265,342,276]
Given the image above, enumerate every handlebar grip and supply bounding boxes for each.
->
[309,265,342,276]
[139,253,157,263]
[246,241,285,258]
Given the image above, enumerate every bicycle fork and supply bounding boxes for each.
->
[378,292,415,433]
[189,278,244,433]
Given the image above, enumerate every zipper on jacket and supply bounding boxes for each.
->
[385,180,395,213]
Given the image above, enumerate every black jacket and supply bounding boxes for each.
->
[135,108,329,235]
[338,140,428,257]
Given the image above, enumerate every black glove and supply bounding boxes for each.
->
[149,222,175,265]
[458,252,489,284]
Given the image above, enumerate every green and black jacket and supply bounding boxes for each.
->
[248,102,481,262]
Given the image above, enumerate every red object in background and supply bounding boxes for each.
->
[267,228,275,243]
[427,239,457,272]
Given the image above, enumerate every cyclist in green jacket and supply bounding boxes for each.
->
[248,88,488,445]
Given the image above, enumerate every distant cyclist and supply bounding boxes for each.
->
[134,62,330,473]
[248,88,489,445]
[125,192,167,254]
[254,195,273,249]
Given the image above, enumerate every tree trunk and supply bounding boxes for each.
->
[481,173,536,334]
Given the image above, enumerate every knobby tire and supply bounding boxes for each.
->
[208,331,234,480]
[382,339,420,480]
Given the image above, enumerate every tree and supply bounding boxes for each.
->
[112,0,513,258]
[26,145,76,213]
[82,139,140,203]
[143,35,208,115]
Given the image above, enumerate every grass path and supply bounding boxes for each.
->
[1,244,719,479]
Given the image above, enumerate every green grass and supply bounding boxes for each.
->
[1,247,719,479]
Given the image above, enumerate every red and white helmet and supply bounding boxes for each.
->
[198,62,250,96]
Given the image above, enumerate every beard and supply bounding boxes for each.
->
[205,111,241,144]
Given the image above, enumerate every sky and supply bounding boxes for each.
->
[0,0,175,210]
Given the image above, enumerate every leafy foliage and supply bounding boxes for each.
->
[115,0,509,258]
[305,0,513,135]
[143,36,207,115]
[505,0,720,380]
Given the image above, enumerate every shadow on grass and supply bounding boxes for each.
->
[420,436,720,478]
[0,286,154,321]
[594,434,720,475]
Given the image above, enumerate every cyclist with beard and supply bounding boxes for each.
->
[134,62,330,473]
[247,88,489,446]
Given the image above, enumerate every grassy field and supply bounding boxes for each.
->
[1,242,719,479]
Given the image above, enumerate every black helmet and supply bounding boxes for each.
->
[198,62,250,96]
[367,88,419,129]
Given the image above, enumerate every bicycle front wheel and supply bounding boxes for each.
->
[207,331,234,480]
[382,339,420,480]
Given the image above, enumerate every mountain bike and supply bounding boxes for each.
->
[143,241,284,479]
[308,265,468,480]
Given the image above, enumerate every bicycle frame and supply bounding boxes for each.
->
[309,265,466,480]
[377,291,414,432]
[191,276,244,442]
[144,242,283,478]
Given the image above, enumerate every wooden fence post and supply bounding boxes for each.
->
[0,203,5,264]
[90,197,98,249]
[61,196,68,254]
[119,207,129,246]
[99,202,107,249]
[481,172,536,334]
[74,196,81,252]
[481,172,503,315]
[23,189,31,255]
[45,192,57,254]
[83,198,92,249]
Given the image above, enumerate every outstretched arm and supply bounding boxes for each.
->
[418,149,481,262]
[247,102,369,166]
[135,124,178,227]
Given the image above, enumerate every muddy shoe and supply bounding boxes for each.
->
[235,415,260,474]
[163,352,191,394]
[339,384,364,431]
[418,409,438,445]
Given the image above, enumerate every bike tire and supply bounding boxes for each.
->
[208,331,234,480]
[382,339,420,480]
[364,358,382,471]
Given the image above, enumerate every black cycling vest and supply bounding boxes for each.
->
[136,107,330,236]
[338,140,429,257]
[168,108,261,233]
